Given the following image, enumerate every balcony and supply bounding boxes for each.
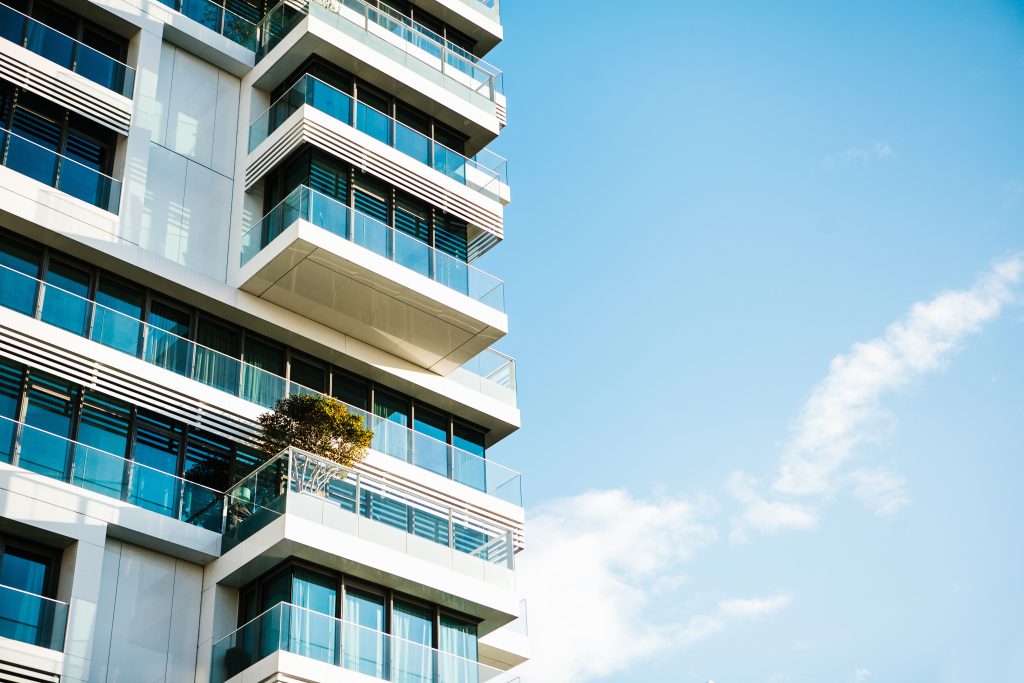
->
[0,414,225,531]
[249,74,509,204]
[237,185,508,372]
[0,126,121,212]
[0,583,68,652]
[211,601,522,683]
[222,448,520,557]
[0,262,520,503]
[157,0,258,51]
[254,0,506,129]
[0,3,135,97]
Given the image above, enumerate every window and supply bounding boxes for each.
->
[41,259,91,335]
[131,409,184,517]
[75,393,131,498]
[145,300,192,375]
[0,233,40,316]
[195,318,241,394]
[20,371,77,480]
[393,600,433,682]
[0,535,60,649]
[92,276,143,355]
[373,391,410,462]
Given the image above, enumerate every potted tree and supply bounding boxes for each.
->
[257,393,374,496]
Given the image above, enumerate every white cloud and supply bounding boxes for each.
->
[774,256,1023,498]
[825,141,894,167]
[718,593,793,619]
[853,667,873,682]
[726,471,818,542]
[847,467,909,516]
[520,489,716,683]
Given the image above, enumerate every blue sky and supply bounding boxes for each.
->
[479,1,1024,681]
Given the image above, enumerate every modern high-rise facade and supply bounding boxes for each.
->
[0,1,527,682]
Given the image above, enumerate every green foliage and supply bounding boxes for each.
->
[258,393,373,468]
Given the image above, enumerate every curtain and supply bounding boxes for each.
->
[439,616,478,683]
[290,570,337,664]
[392,601,433,683]
[343,590,386,677]
[194,320,240,395]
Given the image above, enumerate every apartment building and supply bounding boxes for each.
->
[0,0,527,681]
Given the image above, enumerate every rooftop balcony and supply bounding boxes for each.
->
[222,448,520,560]
[237,185,508,373]
[0,262,520,503]
[0,126,121,213]
[0,582,68,652]
[211,601,522,683]
[0,2,136,97]
[249,74,509,205]
[252,0,507,137]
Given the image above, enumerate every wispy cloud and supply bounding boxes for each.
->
[524,256,1024,681]
[824,141,893,168]
[774,255,1023,499]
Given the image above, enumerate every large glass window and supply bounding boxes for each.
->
[393,600,433,683]
[290,568,338,663]
[0,541,55,647]
[0,234,39,316]
[130,409,183,517]
[195,318,241,394]
[0,358,22,463]
[413,407,449,477]
[74,393,130,498]
[92,276,143,355]
[242,336,285,408]
[439,615,478,681]
[19,372,76,480]
[145,300,191,375]
[343,588,386,677]
[41,260,91,335]
[373,391,410,462]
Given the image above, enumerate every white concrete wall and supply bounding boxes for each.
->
[123,42,240,282]
[90,540,204,683]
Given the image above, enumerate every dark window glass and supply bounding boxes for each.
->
[131,409,183,517]
[74,392,130,499]
[41,260,91,335]
[0,358,22,463]
[356,87,390,145]
[0,546,53,647]
[92,277,143,355]
[183,430,231,528]
[145,301,191,375]
[308,152,349,203]
[0,235,40,316]
[195,318,241,394]
[331,373,368,412]
[290,356,326,394]
[20,372,75,480]
[8,103,60,187]
[242,336,285,408]
[453,424,485,457]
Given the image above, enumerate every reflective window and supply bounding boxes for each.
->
[41,260,90,335]
[92,276,142,355]
[343,588,386,677]
[145,300,191,375]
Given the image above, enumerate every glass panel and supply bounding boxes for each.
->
[290,569,338,663]
[130,410,182,517]
[145,301,191,375]
[24,20,73,70]
[290,357,326,394]
[452,424,485,492]
[241,337,285,408]
[181,0,222,31]
[194,319,241,394]
[41,261,90,335]
[19,373,75,480]
[0,235,40,316]
[4,131,58,187]
[373,392,410,462]
[0,359,22,464]
[393,600,433,683]
[92,278,143,355]
[0,582,66,650]
[343,589,386,677]
[439,615,478,683]
[331,373,368,411]
[74,393,130,499]
[309,77,352,125]
[413,408,448,477]
[356,102,391,145]
[182,431,231,529]
[395,122,430,166]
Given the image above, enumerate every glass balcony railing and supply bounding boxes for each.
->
[0,263,521,504]
[0,414,225,531]
[0,126,121,213]
[258,0,503,108]
[248,74,508,201]
[157,0,258,50]
[0,583,68,651]
[223,448,519,555]
[242,185,506,311]
[458,349,515,391]
[458,0,500,21]
[0,2,136,97]
[212,601,522,683]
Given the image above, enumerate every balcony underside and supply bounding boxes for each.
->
[250,11,501,152]
[235,221,507,374]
